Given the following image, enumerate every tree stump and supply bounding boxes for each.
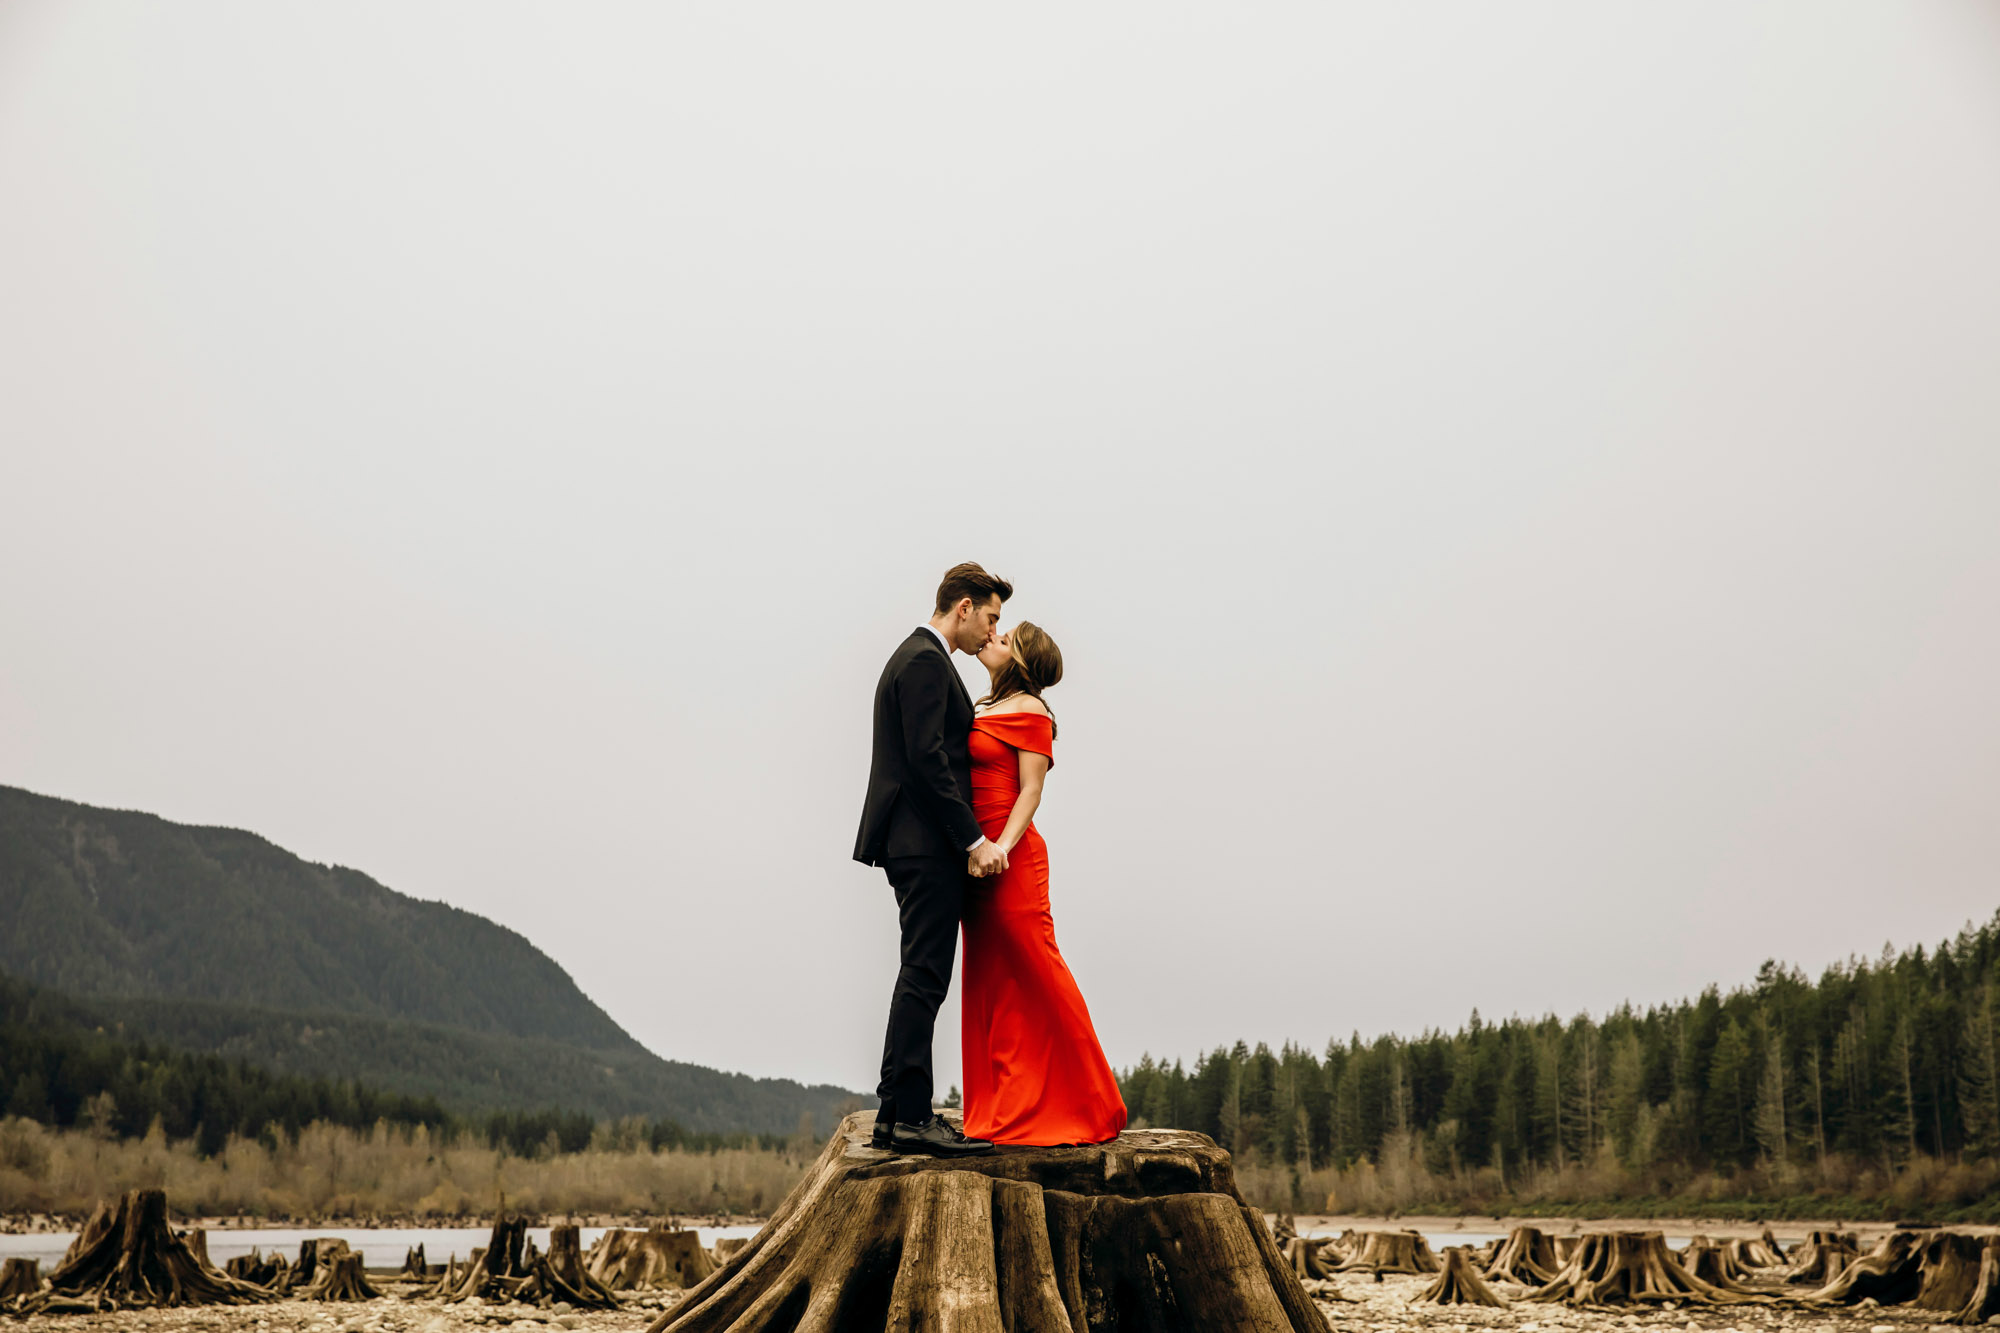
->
[224,1250,284,1287]
[1333,1230,1441,1276]
[645,1110,1330,1333]
[23,1189,275,1311]
[1484,1227,1560,1285]
[715,1239,748,1265]
[1949,1236,2000,1324]
[1551,1236,1582,1264]
[438,1214,533,1302]
[1678,1238,1754,1289]
[305,1251,383,1302]
[1805,1231,1924,1305]
[1414,1247,1508,1306]
[1786,1230,1859,1285]
[1913,1232,1989,1313]
[1526,1232,1774,1307]
[519,1224,619,1309]
[0,1257,41,1300]
[402,1243,430,1279]
[1732,1230,1787,1268]
[60,1202,116,1267]
[1281,1237,1335,1282]
[589,1228,718,1290]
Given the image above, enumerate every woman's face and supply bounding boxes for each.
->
[977,627,1013,673]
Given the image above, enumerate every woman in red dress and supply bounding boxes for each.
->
[960,622,1128,1146]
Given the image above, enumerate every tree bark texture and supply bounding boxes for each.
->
[1913,1232,1989,1313]
[23,1189,275,1312]
[1526,1231,1775,1308]
[645,1110,1330,1333]
[1414,1248,1508,1307]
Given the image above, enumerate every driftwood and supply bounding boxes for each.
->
[1485,1226,1561,1284]
[1334,1230,1442,1275]
[644,1109,1330,1333]
[0,1258,41,1300]
[303,1251,382,1302]
[1787,1229,1860,1285]
[1527,1231,1775,1307]
[518,1225,619,1310]
[588,1228,717,1290]
[1414,1247,1508,1306]
[21,1189,275,1311]
[1805,1230,1925,1305]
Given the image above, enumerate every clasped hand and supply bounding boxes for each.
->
[968,841,1009,879]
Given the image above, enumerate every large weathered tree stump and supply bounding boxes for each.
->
[1527,1231,1774,1308]
[60,1203,115,1268]
[0,1258,41,1300]
[304,1251,383,1302]
[589,1228,717,1290]
[1414,1248,1508,1306]
[1948,1236,2000,1324]
[1484,1226,1560,1285]
[519,1224,619,1309]
[23,1189,274,1311]
[1786,1229,1859,1285]
[1912,1232,1989,1313]
[646,1110,1329,1333]
[1333,1230,1441,1276]
[401,1243,431,1279]
[1805,1231,1924,1305]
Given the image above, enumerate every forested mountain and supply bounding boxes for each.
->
[0,784,631,1047]
[1122,910,2000,1213]
[0,784,860,1133]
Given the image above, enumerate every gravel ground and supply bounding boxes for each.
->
[1309,1271,1972,1333]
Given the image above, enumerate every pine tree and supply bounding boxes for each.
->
[1960,979,2000,1156]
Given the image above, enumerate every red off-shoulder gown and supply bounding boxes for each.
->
[961,711,1128,1146]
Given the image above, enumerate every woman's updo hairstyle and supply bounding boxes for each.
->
[979,621,1063,738]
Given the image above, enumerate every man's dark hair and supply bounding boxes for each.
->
[934,562,1013,614]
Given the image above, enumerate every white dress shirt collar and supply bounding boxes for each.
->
[918,623,951,654]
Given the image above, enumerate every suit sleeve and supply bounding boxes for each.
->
[895,651,985,852]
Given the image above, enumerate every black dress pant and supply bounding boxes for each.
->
[875,853,966,1125]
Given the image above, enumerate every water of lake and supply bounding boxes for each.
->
[0,1224,765,1271]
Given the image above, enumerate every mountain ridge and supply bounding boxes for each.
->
[0,783,861,1133]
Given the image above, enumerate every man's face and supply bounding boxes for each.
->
[952,594,1004,654]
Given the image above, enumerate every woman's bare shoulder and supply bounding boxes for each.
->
[983,694,1050,718]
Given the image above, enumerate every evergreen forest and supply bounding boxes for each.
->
[1120,911,2000,1218]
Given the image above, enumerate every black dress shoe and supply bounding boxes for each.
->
[870,1121,893,1149]
[890,1115,994,1157]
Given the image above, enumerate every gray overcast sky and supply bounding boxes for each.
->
[4,3,1997,1094]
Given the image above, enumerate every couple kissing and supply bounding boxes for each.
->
[854,562,1128,1157]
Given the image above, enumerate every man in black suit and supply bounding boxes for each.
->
[854,562,1013,1156]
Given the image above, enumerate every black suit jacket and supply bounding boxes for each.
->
[853,629,983,866]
